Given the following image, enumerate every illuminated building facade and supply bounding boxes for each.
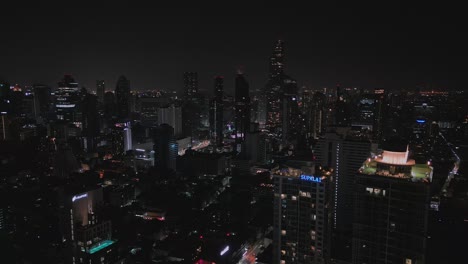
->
[210,76,224,146]
[273,160,333,264]
[353,147,432,264]
[55,75,80,122]
[62,187,118,264]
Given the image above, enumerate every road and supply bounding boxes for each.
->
[439,132,461,197]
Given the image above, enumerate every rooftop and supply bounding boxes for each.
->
[88,240,116,254]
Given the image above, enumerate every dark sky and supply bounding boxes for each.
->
[0,2,463,94]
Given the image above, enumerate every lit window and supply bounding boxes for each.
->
[291,196,297,201]
[281,250,286,255]
[281,260,286,264]
[281,230,286,235]
[281,194,287,199]
[405,259,412,264]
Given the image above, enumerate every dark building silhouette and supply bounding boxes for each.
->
[82,94,99,152]
[33,84,51,122]
[153,124,177,171]
[234,72,250,147]
[96,80,105,103]
[115,75,130,119]
[210,76,224,146]
[353,146,432,264]
[184,72,198,97]
[103,91,116,118]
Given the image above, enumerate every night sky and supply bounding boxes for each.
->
[0,2,463,94]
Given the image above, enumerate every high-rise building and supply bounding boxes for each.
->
[373,89,386,141]
[273,160,333,264]
[81,94,100,152]
[0,80,10,114]
[310,92,327,139]
[234,72,250,148]
[184,72,198,97]
[115,75,130,119]
[60,186,118,264]
[265,40,285,136]
[153,124,177,171]
[210,76,224,146]
[281,76,299,143]
[353,145,432,264]
[96,80,105,103]
[55,75,80,122]
[314,131,373,262]
[158,104,182,137]
[33,84,51,123]
[111,122,132,156]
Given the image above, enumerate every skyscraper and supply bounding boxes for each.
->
[153,124,177,171]
[184,72,198,97]
[210,76,224,146]
[96,80,105,103]
[353,144,432,264]
[60,186,118,264]
[234,72,250,147]
[33,83,51,122]
[115,75,130,119]
[273,160,333,264]
[81,94,100,152]
[55,74,80,122]
[158,104,182,137]
[265,40,285,136]
[314,131,374,262]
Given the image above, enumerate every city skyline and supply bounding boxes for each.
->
[0,3,463,92]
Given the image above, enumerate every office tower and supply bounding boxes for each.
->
[184,72,198,97]
[55,75,80,122]
[111,122,132,156]
[234,72,250,147]
[81,94,100,152]
[281,76,299,143]
[310,92,327,139]
[245,130,267,164]
[158,104,182,137]
[373,89,386,141]
[355,93,376,130]
[96,80,105,103]
[103,91,116,118]
[0,80,10,114]
[314,131,373,262]
[265,40,285,136]
[353,145,432,264]
[153,124,177,171]
[273,160,333,264]
[210,76,224,146]
[33,84,51,122]
[335,85,351,127]
[115,75,130,119]
[0,114,8,140]
[61,187,118,264]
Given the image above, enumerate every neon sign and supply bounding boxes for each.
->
[300,175,322,183]
[220,246,229,256]
[72,193,88,202]
[416,119,426,123]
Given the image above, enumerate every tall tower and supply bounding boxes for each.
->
[265,41,285,136]
[235,72,250,147]
[314,131,373,262]
[55,74,80,122]
[273,160,333,264]
[96,80,105,103]
[153,124,177,171]
[115,75,130,119]
[210,76,224,146]
[353,146,432,264]
[184,72,198,97]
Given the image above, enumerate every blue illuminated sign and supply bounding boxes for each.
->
[416,119,426,123]
[300,175,322,183]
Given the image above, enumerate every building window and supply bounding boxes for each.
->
[281,194,287,199]
[281,250,286,255]
[405,259,412,264]
[281,230,286,235]
[291,196,297,201]
[281,260,286,264]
